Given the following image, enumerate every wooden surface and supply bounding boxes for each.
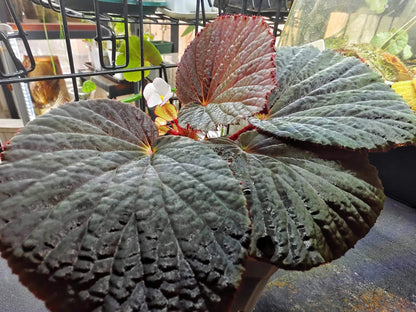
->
[255,197,416,312]
[0,197,415,311]
[8,22,97,32]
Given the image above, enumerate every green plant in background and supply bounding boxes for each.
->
[371,30,412,58]
[1,15,416,312]
[111,21,127,37]
[365,0,388,14]
[120,92,143,103]
[81,80,96,94]
[330,43,414,81]
[110,21,163,82]
[370,15,416,60]
[181,25,195,37]
[115,35,163,82]
[326,14,416,82]
[41,7,57,76]
[371,29,413,59]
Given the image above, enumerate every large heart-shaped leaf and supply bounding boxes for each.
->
[176,15,276,131]
[0,100,251,312]
[250,46,416,150]
[208,131,384,270]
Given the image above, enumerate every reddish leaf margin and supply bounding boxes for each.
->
[176,15,277,130]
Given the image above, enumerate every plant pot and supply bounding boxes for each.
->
[151,40,174,54]
[68,87,92,101]
[57,0,166,15]
[22,55,71,116]
[369,146,416,208]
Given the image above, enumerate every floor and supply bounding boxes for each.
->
[254,197,416,312]
[0,197,415,311]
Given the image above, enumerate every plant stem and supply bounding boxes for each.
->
[42,7,57,76]
[229,125,255,141]
[58,13,64,39]
[381,15,416,52]
[230,257,278,312]
[120,93,143,103]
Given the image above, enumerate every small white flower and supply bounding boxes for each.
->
[143,77,173,108]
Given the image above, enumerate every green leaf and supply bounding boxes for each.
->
[181,25,195,37]
[370,30,409,55]
[0,99,251,312]
[116,35,162,82]
[142,38,163,66]
[365,0,388,14]
[120,93,142,103]
[176,15,276,131]
[116,53,150,82]
[208,131,385,270]
[144,33,154,41]
[250,46,416,150]
[81,80,96,93]
[113,22,126,36]
[402,44,413,60]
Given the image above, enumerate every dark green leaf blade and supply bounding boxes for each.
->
[176,15,276,131]
[208,131,384,270]
[250,46,416,150]
[0,100,250,312]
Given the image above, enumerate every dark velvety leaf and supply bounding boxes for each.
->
[0,100,251,312]
[208,131,384,270]
[176,15,276,131]
[250,46,416,150]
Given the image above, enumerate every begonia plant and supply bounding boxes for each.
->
[1,15,416,312]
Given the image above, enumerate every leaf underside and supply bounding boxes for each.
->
[250,46,416,151]
[0,100,251,312]
[176,15,276,131]
[208,131,385,270]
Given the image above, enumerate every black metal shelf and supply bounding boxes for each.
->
[0,0,288,113]
[0,1,214,113]
[0,1,218,81]
[7,22,98,40]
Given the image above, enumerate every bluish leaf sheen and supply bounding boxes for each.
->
[0,100,250,312]
[208,131,384,270]
[250,46,416,150]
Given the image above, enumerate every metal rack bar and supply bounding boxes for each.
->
[1,0,36,78]
[0,63,178,85]
[57,0,79,100]
[0,1,215,82]
[138,0,146,110]
[0,0,289,119]
[0,58,19,117]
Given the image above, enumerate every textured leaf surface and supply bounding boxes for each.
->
[208,131,384,270]
[250,46,416,150]
[176,15,276,131]
[0,100,251,312]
